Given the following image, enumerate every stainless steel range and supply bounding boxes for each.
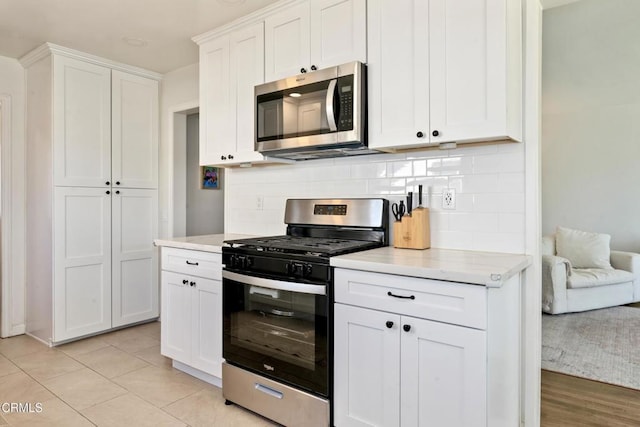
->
[222,198,389,427]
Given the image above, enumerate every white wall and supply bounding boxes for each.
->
[225,142,526,254]
[0,55,26,336]
[542,0,640,251]
[186,113,224,235]
[159,62,199,238]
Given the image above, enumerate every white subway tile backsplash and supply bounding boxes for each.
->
[412,160,427,176]
[499,213,525,233]
[449,174,499,194]
[498,173,525,193]
[225,143,525,254]
[367,178,407,195]
[449,213,499,233]
[388,161,413,177]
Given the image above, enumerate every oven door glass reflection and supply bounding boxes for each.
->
[223,276,329,397]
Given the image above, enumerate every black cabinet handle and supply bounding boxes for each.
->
[387,291,415,300]
[432,130,440,137]
[403,324,411,332]
[190,281,196,287]
[115,190,120,194]
[310,65,317,71]
[416,131,424,138]
[116,181,120,185]
[386,321,394,329]
[106,190,110,195]
[221,156,227,160]
[300,67,307,73]
[228,154,234,160]
[186,260,199,266]
[105,181,110,185]
[182,279,188,285]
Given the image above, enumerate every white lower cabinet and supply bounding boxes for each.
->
[160,247,223,379]
[334,305,486,427]
[334,268,520,427]
[53,186,158,342]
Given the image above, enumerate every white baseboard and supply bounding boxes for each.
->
[172,360,222,388]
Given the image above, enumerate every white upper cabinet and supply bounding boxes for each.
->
[199,22,267,167]
[265,0,366,82]
[53,56,112,187]
[112,71,159,189]
[368,0,522,151]
[265,2,310,82]
[310,0,367,70]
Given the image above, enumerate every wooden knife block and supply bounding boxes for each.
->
[393,207,431,249]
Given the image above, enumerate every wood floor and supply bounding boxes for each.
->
[541,370,640,426]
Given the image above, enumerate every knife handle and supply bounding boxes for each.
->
[407,192,413,215]
[418,185,423,206]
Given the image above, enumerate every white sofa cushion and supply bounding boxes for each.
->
[556,226,612,269]
[567,268,634,289]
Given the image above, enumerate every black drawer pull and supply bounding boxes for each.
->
[387,291,415,300]
[182,279,188,285]
[186,260,199,266]
[190,281,196,287]
[403,324,412,332]
[385,321,394,329]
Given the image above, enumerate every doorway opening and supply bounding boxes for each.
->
[169,103,224,238]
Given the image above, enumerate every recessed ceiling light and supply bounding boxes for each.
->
[122,37,148,47]
[289,92,302,98]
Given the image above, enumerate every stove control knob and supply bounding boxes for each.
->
[303,264,313,277]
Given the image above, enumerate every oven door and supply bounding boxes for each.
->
[222,270,329,397]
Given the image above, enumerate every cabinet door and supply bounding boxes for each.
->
[54,187,111,341]
[401,316,487,427]
[334,304,401,427]
[310,0,367,69]
[229,22,267,164]
[199,35,235,166]
[190,276,223,377]
[367,0,430,150]
[112,189,158,327]
[53,56,111,187]
[112,71,159,189]
[161,271,192,364]
[428,0,508,143]
[264,2,310,82]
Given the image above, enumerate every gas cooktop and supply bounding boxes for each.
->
[224,235,381,257]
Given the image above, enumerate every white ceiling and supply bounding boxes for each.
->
[0,0,279,74]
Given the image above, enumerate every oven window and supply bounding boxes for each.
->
[223,277,329,397]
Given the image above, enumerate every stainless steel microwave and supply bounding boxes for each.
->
[255,61,375,160]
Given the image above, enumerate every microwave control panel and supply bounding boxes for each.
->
[337,75,354,131]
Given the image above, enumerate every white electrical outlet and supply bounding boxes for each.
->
[256,196,264,210]
[443,189,456,210]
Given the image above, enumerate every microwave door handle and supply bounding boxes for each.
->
[326,79,338,132]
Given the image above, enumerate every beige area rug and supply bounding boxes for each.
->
[542,306,640,390]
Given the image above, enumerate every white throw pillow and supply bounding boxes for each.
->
[555,226,612,269]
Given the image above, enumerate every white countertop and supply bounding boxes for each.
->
[330,246,532,287]
[153,234,255,253]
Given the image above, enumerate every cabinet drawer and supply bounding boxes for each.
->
[161,247,221,280]
[334,268,487,329]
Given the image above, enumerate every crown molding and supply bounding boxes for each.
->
[19,43,163,80]
[192,0,303,45]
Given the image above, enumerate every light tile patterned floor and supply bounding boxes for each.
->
[0,322,276,426]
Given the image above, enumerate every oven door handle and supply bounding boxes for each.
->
[223,270,326,296]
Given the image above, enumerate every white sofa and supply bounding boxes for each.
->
[542,235,640,314]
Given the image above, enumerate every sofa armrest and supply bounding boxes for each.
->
[610,250,640,273]
[611,250,640,302]
[542,255,571,314]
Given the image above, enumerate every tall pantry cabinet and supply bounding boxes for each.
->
[21,44,160,345]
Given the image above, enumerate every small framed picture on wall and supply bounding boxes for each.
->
[201,166,220,189]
